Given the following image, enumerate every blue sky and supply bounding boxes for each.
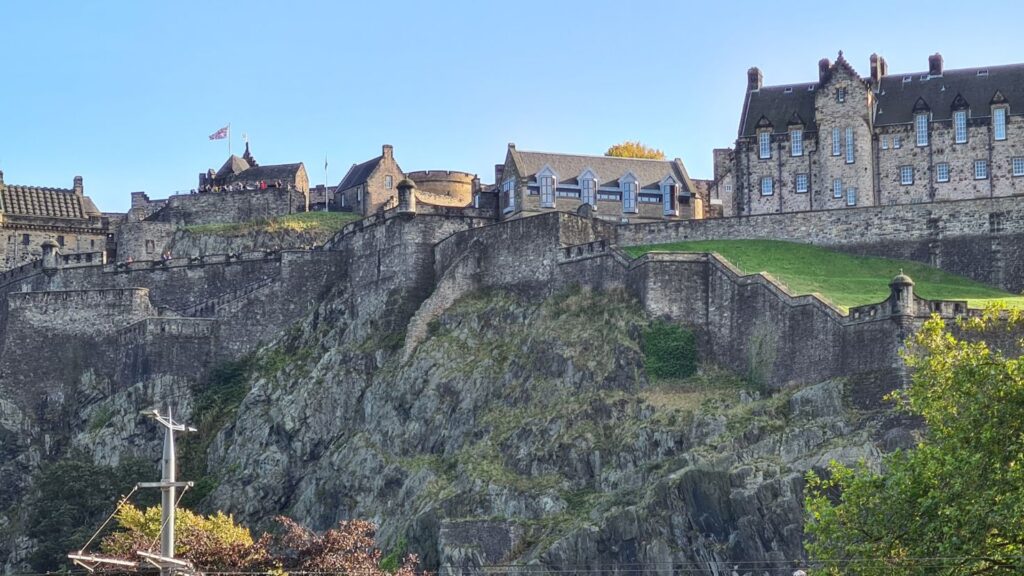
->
[2,0,1022,211]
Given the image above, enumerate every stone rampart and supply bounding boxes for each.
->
[615,195,1024,292]
[148,188,306,226]
[7,288,155,335]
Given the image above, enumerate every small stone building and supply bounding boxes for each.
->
[0,171,110,269]
[496,143,703,222]
[198,143,309,199]
[726,51,1024,216]
[335,144,405,216]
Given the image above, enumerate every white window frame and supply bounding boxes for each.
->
[954,110,968,144]
[900,166,914,185]
[795,173,808,193]
[975,159,988,180]
[385,175,393,189]
[758,131,771,159]
[1013,157,1024,177]
[760,176,774,196]
[915,113,929,146]
[832,127,841,156]
[790,129,803,156]
[579,169,597,206]
[621,173,639,213]
[660,176,678,216]
[846,187,856,206]
[936,162,950,183]
[845,127,855,164]
[894,136,902,149]
[881,136,889,150]
[994,107,1007,141]
[832,178,842,198]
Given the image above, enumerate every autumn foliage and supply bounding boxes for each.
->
[96,504,421,575]
[605,141,665,160]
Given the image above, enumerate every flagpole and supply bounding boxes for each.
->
[227,123,232,156]
[324,154,329,212]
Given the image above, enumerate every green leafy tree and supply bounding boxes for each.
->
[805,307,1024,575]
[605,141,665,160]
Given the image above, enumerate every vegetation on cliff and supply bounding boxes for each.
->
[184,211,360,237]
[805,309,1024,575]
[625,239,1024,310]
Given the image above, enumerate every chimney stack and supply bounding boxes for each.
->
[929,53,943,77]
[0,170,4,185]
[382,144,394,159]
[818,58,832,83]
[494,164,505,184]
[870,53,888,84]
[73,176,83,195]
[747,67,763,91]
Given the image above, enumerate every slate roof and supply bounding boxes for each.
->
[337,156,382,191]
[507,148,697,194]
[0,184,96,219]
[875,63,1024,125]
[216,155,251,179]
[739,82,818,137]
[221,163,304,187]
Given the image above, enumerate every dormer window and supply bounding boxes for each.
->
[579,169,597,206]
[537,165,557,208]
[620,173,638,213]
[660,176,678,217]
[994,107,1007,141]
[790,129,803,156]
[758,131,771,159]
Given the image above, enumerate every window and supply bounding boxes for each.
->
[761,176,774,195]
[622,180,638,212]
[893,136,902,149]
[795,173,808,193]
[758,131,771,159]
[90,239,95,249]
[900,166,914,185]
[994,107,1007,141]
[954,110,968,143]
[56,236,64,247]
[502,178,516,212]
[21,234,30,246]
[145,239,154,254]
[539,174,555,208]
[661,180,677,216]
[990,212,1006,233]
[581,176,596,206]
[881,136,889,150]
[836,87,847,103]
[975,159,989,179]
[915,113,929,146]
[846,187,857,206]
[790,129,803,156]
[356,186,362,202]
[724,183,733,194]
[845,128,855,163]
[832,128,841,156]
[1013,157,1024,177]
[385,175,393,189]
[936,162,950,182]
[833,178,842,198]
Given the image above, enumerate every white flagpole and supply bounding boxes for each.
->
[324,154,329,212]
[227,123,232,156]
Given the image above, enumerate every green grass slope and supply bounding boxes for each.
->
[624,239,1024,310]
[184,211,360,236]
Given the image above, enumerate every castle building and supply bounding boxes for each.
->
[335,144,405,216]
[719,52,1024,216]
[0,171,110,269]
[198,142,309,198]
[497,143,703,222]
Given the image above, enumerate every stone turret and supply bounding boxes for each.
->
[889,271,915,316]
[397,178,417,215]
[41,239,60,275]
[73,176,83,196]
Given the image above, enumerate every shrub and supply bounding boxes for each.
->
[642,320,697,380]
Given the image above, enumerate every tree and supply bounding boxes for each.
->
[804,307,1024,575]
[605,141,665,160]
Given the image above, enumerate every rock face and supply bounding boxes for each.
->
[0,279,908,575]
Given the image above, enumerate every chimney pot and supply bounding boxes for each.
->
[0,170,4,185]
[818,58,831,83]
[382,144,394,158]
[73,176,83,195]
[870,53,888,84]
[747,67,763,91]
[929,53,943,76]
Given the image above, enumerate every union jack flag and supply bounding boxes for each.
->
[208,125,229,140]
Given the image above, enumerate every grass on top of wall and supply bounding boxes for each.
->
[624,239,1024,311]
[184,211,361,236]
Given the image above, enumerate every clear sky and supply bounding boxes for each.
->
[2,0,1023,212]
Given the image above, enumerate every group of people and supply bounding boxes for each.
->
[196,179,288,194]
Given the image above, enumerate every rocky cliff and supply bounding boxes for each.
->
[1,278,911,575]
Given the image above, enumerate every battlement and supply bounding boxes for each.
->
[7,287,156,335]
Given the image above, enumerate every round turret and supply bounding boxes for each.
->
[889,270,915,316]
[396,178,417,214]
[890,271,915,287]
[41,239,60,274]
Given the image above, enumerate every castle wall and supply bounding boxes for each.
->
[148,188,305,226]
[0,221,109,270]
[615,195,1024,292]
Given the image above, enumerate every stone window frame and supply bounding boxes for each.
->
[975,159,989,180]
[760,176,774,196]
[845,128,855,164]
[832,178,842,198]
[790,128,803,157]
[936,162,950,183]
[881,136,889,150]
[758,130,771,159]
[21,234,30,246]
[893,136,902,149]
[831,127,841,156]
[993,106,1008,141]
[1012,157,1024,177]
[836,87,847,103]
[846,186,857,206]
[954,110,969,144]
[795,173,809,193]
[900,165,914,185]
[915,113,930,147]
[385,175,394,190]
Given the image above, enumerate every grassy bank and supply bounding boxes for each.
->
[624,239,1024,310]
[184,211,361,236]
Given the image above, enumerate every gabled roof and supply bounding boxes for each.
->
[739,82,819,137]
[216,155,250,179]
[506,147,697,194]
[0,184,93,219]
[221,163,305,187]
[337,156,382,191]
[875,63,1024,125]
